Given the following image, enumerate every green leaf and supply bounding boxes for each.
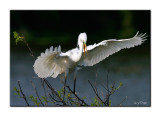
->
[13,31,24,45]
[61,88,64,92]
[91,103,95,106]
[41,96,48,104]
[57,90,62,97]
[116,82,123,90]
[109,100,111,106]
[110,85,113,88]
[29,95,40,106]
[67,93,71,97]
[119,82,123,87]
[82,96,86,100]
[100,101,104,106]
[94,97,98,106]
[13,87,20,96]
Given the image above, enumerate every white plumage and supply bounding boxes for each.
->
[33,32,147,78]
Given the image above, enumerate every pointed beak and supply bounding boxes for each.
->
[83,42,87,57]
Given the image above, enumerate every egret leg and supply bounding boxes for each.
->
[63,73,67,100]
[73,71,77,94]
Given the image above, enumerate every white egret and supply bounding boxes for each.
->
[33,32,147,80]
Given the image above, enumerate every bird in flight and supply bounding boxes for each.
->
[33,32,147,79]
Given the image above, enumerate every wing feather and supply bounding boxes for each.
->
[78,32,147,66]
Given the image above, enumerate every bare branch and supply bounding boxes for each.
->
[88,80,107,106]
[73,75,77,94]
[43,79,67,106]
[41,79,48,105]
[63,77,67,101]
[17,81,29,106]
[106,70,110,106]
[48,93,62,103]
[31,81,44,106]
[63,82,88,106]
[23,35,35,60]
[118,96,128,106]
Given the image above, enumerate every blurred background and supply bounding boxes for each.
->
[10,10,150,106]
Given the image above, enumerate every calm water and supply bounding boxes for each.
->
[10,49,151,107]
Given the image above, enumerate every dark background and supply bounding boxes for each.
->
[10,10,150,51]
[10,10,151,106]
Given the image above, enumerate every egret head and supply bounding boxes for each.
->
[78,32,87,56]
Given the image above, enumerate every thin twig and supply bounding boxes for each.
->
[31,81,44,106]
[41,79,48,105]
[41,79,47,98]
[49,93,62,103]
[106,70,110,106]
[104,81,116,105]
[43,79,67,106]
[88,80,107,106]
[63,82,88,106]
[118,96,128,106]
[63,77,67,101]
[73,75,77,94]
[101,84,109,92]
[17,81,29,106]
[23,35,35,60]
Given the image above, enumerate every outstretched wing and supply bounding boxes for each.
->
[78,32,147,66]
[33,46,69,78]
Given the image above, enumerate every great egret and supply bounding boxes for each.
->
[33,32,147,79]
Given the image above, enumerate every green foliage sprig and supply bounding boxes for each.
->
[29,95,40,106]
[41,96,48,105]
[14,87,20,96]
[13,31,24,45]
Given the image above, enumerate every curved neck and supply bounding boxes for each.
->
[70,42,83,62]
[78,42,83,52]
[70,41,83,63]
[76,42,83,60]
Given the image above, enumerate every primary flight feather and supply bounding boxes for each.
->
[33,32,147,78]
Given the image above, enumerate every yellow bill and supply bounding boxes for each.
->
[83,43,87,57]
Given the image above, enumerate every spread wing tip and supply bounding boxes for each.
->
[40,45,62,57]
[134,32,148,44]
[134,32,148,39]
